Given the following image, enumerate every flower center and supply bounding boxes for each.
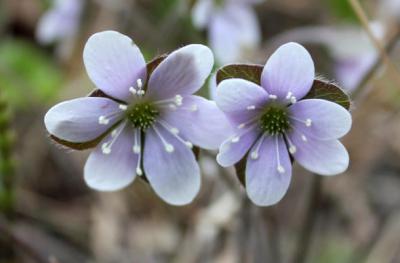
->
[259,106,290,135]
[127,103,159,130]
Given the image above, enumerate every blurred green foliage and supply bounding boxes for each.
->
[312,239,354,263]
[326,0,358,22]
[0,39,62,109]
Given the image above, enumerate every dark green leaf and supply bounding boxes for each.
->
[216,64,263,85]
[304,79,351,110]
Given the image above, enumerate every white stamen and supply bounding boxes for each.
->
[246,105,256,110]
[137,79,143,89]
[238,123,246,129]
[290,96,297,104]
[286,91,293,99]
[136,167,143,176]
[111,129,118,137]
[269,94,278,100]
[275,135,286,174]
[175,95,183,106]
[165,144,174,153]
[170,127,179,134]
[98,116,109,125]
[185,141,193,148]
[119,104,128,111]
[133,145,141,154]
[231,136,240,143]
[305,119,312,127]
[251,151,259,160]
[301,135,308,142]
[102,143,111,154]
[289,145,297,154]
[277,165,285,174]
[129,86,137,95]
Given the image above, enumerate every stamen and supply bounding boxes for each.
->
[132,129,141,154]
[289,116,313,127]
[246,105,256,110]
[285,135,297,154]
[101,122,127,154]
[129,87,137,95]
[157,120,193,149]
[136,167,143,176]
[290,96,297,104]
[98,116,109,125]
[231,136,240,143]
[137,79,143,89]
[305,118,312,127]
[269,94,278,100]
[174,95,183,106]
[238,123,246,129]
[286,91,293,100]
[152,125,175,153]
[275,135,285,174]
[301,135,308,142]
[119,104,128,111]
[250,133,266,160]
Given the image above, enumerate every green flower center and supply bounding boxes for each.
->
[259,106,291,135]
[127,103,159,130]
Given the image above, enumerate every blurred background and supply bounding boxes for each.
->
[1,0,400,262]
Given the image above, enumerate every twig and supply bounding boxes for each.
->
[349,0,400,96]
[291,175,322,263]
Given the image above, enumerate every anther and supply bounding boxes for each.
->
[305,119,312,127]
[111,129,118,137]
[119,104,128,111]
[301,135,308,142]
[98,116,109,125]
[269,94,278,100]
[247,105,256,110]
[101,143,111,154]
[238,123,246,129]
[290,96,297,104]
[133,145,141,154]
[165,144,174,153]
[136,167,143,176]
[170,127,179,135]
[137,79,143,89]
[185,141,193,148]
[231,136,240,143]
[129,86,137,95]
[277,165,285,174]
[289,145,297,154]
[286,91,293,100]
[175,95,183,106]
[251,151,259,160]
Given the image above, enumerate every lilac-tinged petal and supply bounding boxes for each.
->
[84,125,138,191]
[83,31,146,102]
[288,133,349,176]
[289,99,352,140]
[210,5,261,64]
[44,97,123,143]
[216,79,268,125]
[217,127,260,167]
[335,55,375,91]
[261,42,315,102]
[160,95,233,150]
[146,45,213,101]
[192,0,214,29]
[246,136,292,206]
[143,125,201,205]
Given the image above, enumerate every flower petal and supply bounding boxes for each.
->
[192,0,214,29]
[217,127,260,167]
[289,99,352,140]
[246,136,292,206]
[146,44,214,101]
[160,95,233,150]
[44,97,123,143]
[143,125,201,205]
[261,42,315,102]
[216,78,268,125]
[84,125,138,191]
[210,5,260,64]
[288,133,349,176]
[83,31,146,102]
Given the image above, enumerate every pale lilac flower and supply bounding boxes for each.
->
[215,42,352,206]
[192,0,262,64]
[44,31,231,205]
[36,0,83,44]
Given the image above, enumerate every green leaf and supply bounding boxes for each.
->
[304,79,351,110]
[216,64,263,85]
